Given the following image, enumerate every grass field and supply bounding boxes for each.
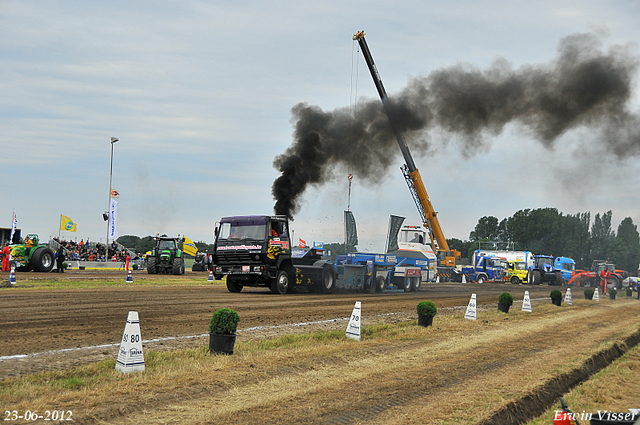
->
[1,294,639,424]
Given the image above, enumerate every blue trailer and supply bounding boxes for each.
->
[335,251,434,292]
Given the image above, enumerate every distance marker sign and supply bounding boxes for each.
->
[115,311,145,373]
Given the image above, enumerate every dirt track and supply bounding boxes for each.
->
[1,270,555,379]
[2,271,640,424]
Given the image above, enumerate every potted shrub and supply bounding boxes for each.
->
[609,288,617,300]
[550,289,563,306]
[626,288,633,297]
[498,292,514,313]
[209,308,240,354]
[416,301,437,327]
[584,288,594,300]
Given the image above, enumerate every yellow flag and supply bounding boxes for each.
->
[60,215,77,232]
[182,236,198,256]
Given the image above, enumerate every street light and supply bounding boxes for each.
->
[107,137,119,260]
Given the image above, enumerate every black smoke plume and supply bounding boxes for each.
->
[272,33,639,217]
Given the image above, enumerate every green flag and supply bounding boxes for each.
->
[344,210,358,246]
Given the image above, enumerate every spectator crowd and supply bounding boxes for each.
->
[52,238,138,262]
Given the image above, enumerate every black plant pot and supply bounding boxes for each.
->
[497,302,510,313]
[209,333,237,355]
[584,294,593,300]
[551,298,562,306]
[418,314,434,327]
[609,293,616,300]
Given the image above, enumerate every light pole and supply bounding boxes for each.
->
[107,137,118,260]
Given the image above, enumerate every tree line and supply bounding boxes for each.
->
[447,208,640,273]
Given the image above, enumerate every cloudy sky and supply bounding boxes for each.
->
[1,0,639,252]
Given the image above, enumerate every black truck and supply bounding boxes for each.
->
[212,215,336,294]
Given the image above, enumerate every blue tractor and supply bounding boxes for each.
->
[529,254,563,285]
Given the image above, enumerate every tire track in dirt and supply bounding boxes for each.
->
[91,301,639,425]
[477,329,640,425]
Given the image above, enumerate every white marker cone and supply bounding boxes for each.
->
[346,301,361,341]
[115,311,145,373]
[564,288,572,305]
[208,270,213,282]
[593,287,600,302]
[9,267,16,284]
[522,291,532,312]
[461,274,467,284]
[436,275,440,283]
[126,270,133,283]
[464,293,477,320]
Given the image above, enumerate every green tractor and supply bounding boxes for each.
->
[9,234,55,272]
[146,236,185,275]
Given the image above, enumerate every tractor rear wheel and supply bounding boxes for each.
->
[147,257,157,274]
[608,275,620,290]
[31,247,55,272]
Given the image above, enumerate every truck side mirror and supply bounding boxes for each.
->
[214,227,219,237]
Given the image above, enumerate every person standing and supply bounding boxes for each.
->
[56,246,66,273]
[1,242,10,272]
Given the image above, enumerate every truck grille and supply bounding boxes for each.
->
[216,251,257,265]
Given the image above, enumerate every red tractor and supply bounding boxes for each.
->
[568,260,628,293]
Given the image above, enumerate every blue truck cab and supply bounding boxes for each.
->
[554,256,575,284]
[463,253,504,283]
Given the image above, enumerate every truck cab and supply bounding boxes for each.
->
[508,261,528,285]
[213,215,335,294]
[463,253,504,283]
[554,256,576,284]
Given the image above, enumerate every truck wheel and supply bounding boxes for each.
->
[271,270,290,294]
[403,278,413,292]
[411,276,421,291]
[226,276,243,293]
[147,257,157,274]
[321,266,336,293]
[375,275,386,292]
[30,247,55,272]
[530,270,541,285]
[510,276,521,285]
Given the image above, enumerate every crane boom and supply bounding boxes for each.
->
[353,30,460,267]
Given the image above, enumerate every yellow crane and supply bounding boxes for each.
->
[353,31,460,270]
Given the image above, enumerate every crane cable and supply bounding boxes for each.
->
[347,39,360,211]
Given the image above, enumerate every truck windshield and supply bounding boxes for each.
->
[218,223,266,240]
[515,262,526,271]
[489,259,502,267]
[560,262,575,271]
